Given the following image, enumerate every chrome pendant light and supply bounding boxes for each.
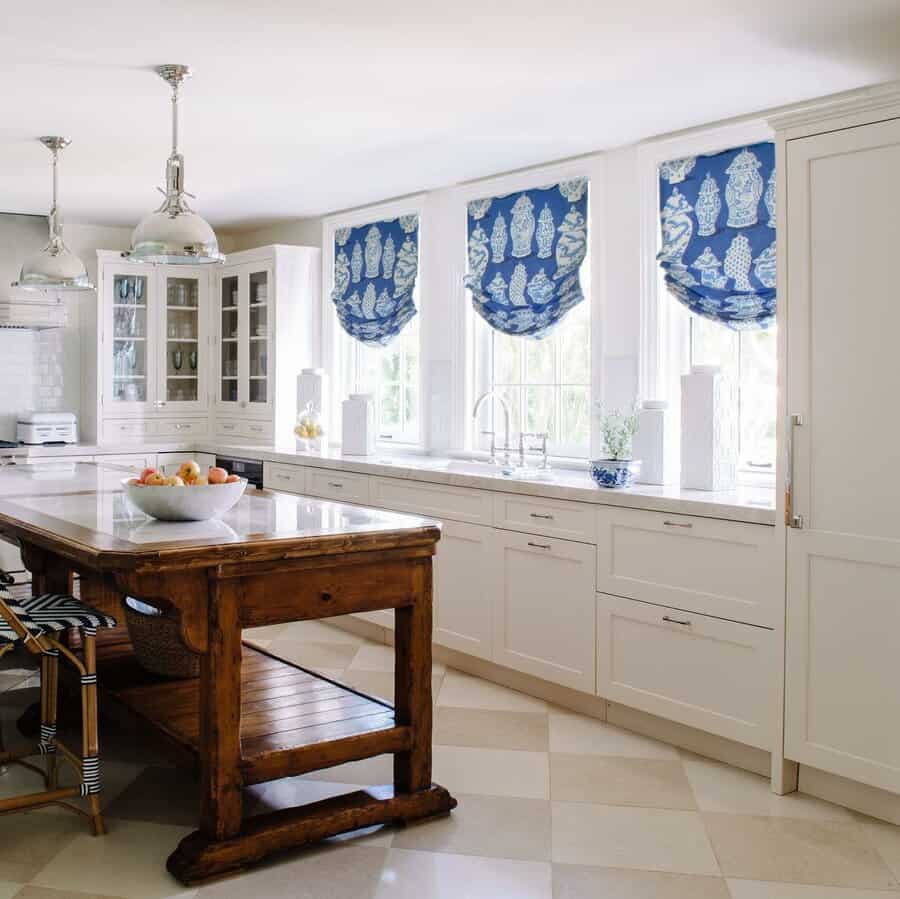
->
[13,137,94,291]
[128,65,224,264]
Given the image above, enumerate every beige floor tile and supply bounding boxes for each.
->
[552,865,731,898]
[264,639,360,671]
[32,818,196,899]
[438,671,548,714]
[13,887,125,899]
[703,812,897,889]
[339,670,443,705]
[275,620,366,645]
[434,746,550,800]
[0,809,84,882]
[548,709,679,759]
[347,644,396,672]
[854,813,900,881]
[551,803,719,875]
[242,624,288,642]
[682,755,856,821]
[104,766,200,827]
[392,793,551,861]
[241,637,271,650]
[0,883,24,899]
[726,880,900,899]
[550,754,696,809]
[196,844,388,899]
[303,753,395,787]
[435,707,549,752]
[374,848,552,899]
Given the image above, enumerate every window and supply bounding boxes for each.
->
[473,273,591,459]
[348,307,420,445]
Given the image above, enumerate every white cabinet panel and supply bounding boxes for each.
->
[492,530,596,692]
[784,112,900,793]
[264,462,307,495]
[433,520,494,660]
[95,453,157,473]
[596,507,779,628]
[155,418,209,439]
[493,493,596,543]
[597,593,775,750]
[369,476,492,525]
[102,419,155,443]
[214,418,273,443]
[305,468,370,505]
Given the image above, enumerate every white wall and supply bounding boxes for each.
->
[225,219,322,252]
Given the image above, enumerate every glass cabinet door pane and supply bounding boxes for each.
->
[220,274,239,403]
[111,274,149,403]
[248,270,268,405]
[165,276,199,403]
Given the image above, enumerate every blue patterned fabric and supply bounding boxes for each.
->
[463,179,588,340]
[331,215,419,347]
[658,142,776,331]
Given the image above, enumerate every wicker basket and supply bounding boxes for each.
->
[123,597,200,679]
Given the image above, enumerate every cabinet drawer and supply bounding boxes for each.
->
[596,507,779,628]
[95,452,157,472]
[215,419,273,442]
[156,418,208,439]
[369,476,492,525]
[493,493,595,543]
[305,468,370,504]
[597,593,774,750]
[264,462,306,495]
[493,531,596,692]
[103,419,154,442]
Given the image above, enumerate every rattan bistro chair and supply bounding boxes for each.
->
[0,571,116,835]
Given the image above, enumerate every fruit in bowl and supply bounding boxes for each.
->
[123,462,247,521]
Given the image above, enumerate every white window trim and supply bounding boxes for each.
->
[322,194,428,450]
[453,154,606,460]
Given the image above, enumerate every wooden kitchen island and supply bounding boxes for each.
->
[0,463,455,884]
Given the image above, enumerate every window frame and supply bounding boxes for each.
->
[322,195,427,450]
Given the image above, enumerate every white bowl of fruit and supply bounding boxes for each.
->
[123,461,247,522]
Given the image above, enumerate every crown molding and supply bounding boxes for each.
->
[767,81,900,133]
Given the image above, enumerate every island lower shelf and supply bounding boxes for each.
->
[94,641,403,784]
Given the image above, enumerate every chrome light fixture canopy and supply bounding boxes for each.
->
[13,136,94,291]
[128,65,224,265]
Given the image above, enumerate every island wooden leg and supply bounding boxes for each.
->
[394,560,433,795]
[198,578,243,840]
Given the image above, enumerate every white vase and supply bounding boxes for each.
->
[341,393,376,456]
[680,366,737,491]
[632,400,676,485]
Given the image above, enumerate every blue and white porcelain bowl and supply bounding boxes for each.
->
[589,459,641,489]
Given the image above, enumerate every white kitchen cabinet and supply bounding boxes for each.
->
[213,245,320,445]
[433,520,494,660]
[596,507,780,628]
[369,476,493,525]
[492,529,596,692]
[493,493,596,544]
[597,593,775,750]
[94,452,157,472]
[304,467,370,505]
[263,461,307,494]
[781,110,900,793]
[95,253,212,442]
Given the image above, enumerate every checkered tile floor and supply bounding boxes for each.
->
[0,618,896,898]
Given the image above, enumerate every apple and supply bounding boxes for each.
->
[177,460,201,483]
[144,472,166,486]
[192,475,209,486]
[225,474,241,483]
[164,475,185,487]
[208,467,228,485]
[139,467,157,484]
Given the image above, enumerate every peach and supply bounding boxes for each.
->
[164,475,185,487]
[225,474,241,483]
[208,466,228,485]
[144,472,166,486]
[192,475,209,486]
[177,460,201,482]
[139,467,157,484]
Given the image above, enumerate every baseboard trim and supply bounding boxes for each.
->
[799,764,900,826]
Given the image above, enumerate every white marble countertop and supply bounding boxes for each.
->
[198,442,777,526]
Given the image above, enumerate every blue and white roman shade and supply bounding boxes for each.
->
[331,215,419,347]
[658,142,776,331]
[463,179,588,339]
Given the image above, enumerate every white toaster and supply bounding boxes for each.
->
[16,411,79,445]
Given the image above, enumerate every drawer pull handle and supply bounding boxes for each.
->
[527,541,551,550]
[663,520,693,529]
[174,424,189,431]
[250,426,263,433]
[328,481,344,488]
[320,591,333,603]
[275,473,291,480]
[529,512,554,520]
[662,615,692,626]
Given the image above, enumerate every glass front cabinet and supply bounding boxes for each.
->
[99,255,211,431]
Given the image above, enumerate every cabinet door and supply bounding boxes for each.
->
[157,268,209,414]
[246,265,273,415]
[492,530,596,692]
[433,520,494,660]
[104,263,156,414]
[784,117,900,793]
[216,266,242,411]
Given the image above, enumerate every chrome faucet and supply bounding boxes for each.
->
[472,390,512,466]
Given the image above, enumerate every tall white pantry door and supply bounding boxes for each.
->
[784,116,900,793]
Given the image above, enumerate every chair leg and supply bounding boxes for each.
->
[39,650,59,789]
[80,630,104,836]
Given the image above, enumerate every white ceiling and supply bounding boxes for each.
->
[1,0,898,230]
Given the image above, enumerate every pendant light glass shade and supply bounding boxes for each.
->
[13,137,94,291]
[128,65,224,265]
